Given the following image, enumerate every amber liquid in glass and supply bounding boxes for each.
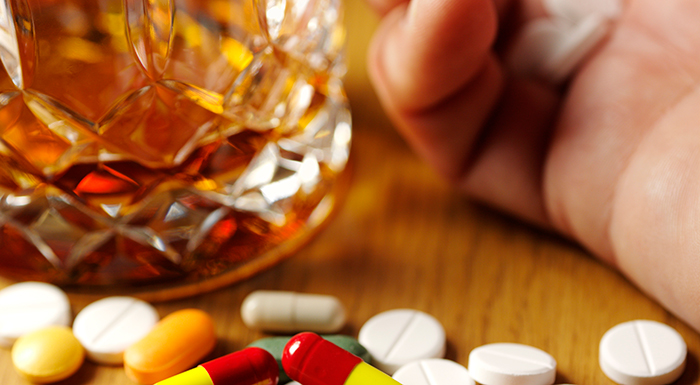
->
[0,0,350,289]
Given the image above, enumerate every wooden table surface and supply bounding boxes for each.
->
[2,1,700,384]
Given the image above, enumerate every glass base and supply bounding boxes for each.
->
[0,163,351,302]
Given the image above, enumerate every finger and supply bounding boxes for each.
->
[368,0,499,112]
[459,77,559,227]
[379,55,505,181]
[364,0,406,18]
[364,0,407,18]
[364,0,512,22]
[609,86,700,332]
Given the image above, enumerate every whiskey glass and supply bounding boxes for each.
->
[0,0,351,297]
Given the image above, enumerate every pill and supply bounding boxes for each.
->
[543,0,622,23]
[241,290,346,333]
[282,332,401,385]
[393,358,475,385]
[155,347,278,385]
[72,296,159,365]
[248,334,371,383]
[358,309,445,374]
[468,343,557,385]
[507,15,610,84]
[12,325,85,383]
[0,281,71,347]
[599,320,686,385]
[540,14,611,83]
[248,336,293,383]
[124,308,217,384]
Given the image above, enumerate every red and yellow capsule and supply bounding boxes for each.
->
[156,347,278,385]
[282,332,401,385]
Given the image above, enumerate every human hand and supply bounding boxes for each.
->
[366,0,700,330]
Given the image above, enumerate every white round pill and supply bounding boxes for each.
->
[393,358,475,385]
[543,0,622,23]
[72,296,159,364]
[0,281,71,347]
[468,343,557,385]
[358,309,445,375]
[599,320,686,385]
[241,290,346,333]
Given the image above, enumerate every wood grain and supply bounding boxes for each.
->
[1,1,699,384]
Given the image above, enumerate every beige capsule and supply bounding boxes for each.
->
[241,290,346,333]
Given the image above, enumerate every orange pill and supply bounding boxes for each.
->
[124,309,217,384]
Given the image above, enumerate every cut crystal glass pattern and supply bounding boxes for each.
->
[0,0,350,286]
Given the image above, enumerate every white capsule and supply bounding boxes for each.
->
[358,309,446,375]
[468,343,557,385]
[543,0,622,23]
[599,320,686,385]
[0,282,71,347]
[72,296,159,364]
[241,290,346,333]
[393,359,475,385]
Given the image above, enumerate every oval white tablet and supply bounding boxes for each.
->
[241,290,345,333]
[543,0,622,23]
[468,343,557,385]
[507,14,610,84]
[72,296,159,364]
[541,14,610,83]
[0,282,71,347]
[393,358,475,385]
[599,320,686,385]
[358,309,445,375]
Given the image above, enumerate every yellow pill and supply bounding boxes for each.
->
[12,326,85,384]
[124,308,217,384]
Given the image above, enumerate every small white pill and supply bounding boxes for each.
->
[358,309,445,375]
[543,0,622,23]
[599,320,686,385]
[241,290,346,333]
[72,296,159,364]
[508,15,610,84]
[393,358,475,385]
[468,343,557,385]
[0,281,71,347]
[541,14,611,83]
